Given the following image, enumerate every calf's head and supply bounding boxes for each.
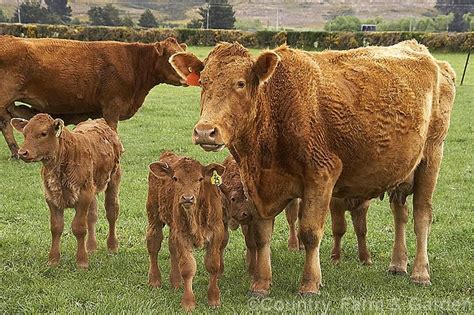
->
[169,42,280,151]
[219,181,255,225]
[154,37,188,86]
[149,158,225,214]
[11,114,64,163]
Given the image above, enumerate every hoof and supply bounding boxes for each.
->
[411,274,431,285]
[330,254,341,265]
[298,290,320,297]
[107,247,119,255]
[76,262,89,270]
[181,301,196,312]
[148,279,162,288]
[388,265,408,275]
[86,243,97,253]
[361,258,373,266]
[208,300,221,308]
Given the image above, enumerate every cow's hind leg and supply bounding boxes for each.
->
[286,199,301,251]
[389,198,409,275]
[351,200,372,265]
[86,197,98,252]
[0,104,19,158]
[47,201,64,267]
[242,224,257,280]
[411,146,443,285]
[330,198,346,264]
[147,221,164,288]
[105,166,121,253]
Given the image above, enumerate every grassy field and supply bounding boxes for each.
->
[0,48,472,313]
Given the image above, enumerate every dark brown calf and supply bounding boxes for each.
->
[11,114,123,269]
[146,151,226,311]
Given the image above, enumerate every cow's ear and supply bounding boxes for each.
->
[155,42,164,56]
[253,51,280,84]
[10,118,29,133]
[149,161,173,178]
[53,119,64,138]
[180,43,187,50]
[169,52,204,85]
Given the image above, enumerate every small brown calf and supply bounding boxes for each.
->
[11,114,123,269]
[146,151,227,311]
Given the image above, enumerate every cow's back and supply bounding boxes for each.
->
[271,42,440,199]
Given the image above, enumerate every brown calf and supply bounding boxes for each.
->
[146,151,226,311]
[11,114,123,269]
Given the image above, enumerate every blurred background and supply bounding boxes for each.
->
[0,0,472,32]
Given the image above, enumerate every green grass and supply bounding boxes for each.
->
[0,49,472,313]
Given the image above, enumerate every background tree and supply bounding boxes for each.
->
[187,19,202,29]
[12,0,48,24]
[122,15,134,27]
[87,4,123,26]
[436,0,473,31]
[198,0,235,29]
[324,15,361,31]
[0,9,7,22]
[139,9,158,28]
[45,0,72,23]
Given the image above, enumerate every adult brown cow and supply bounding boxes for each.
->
[0,36,187,157]
[170,40,455,295]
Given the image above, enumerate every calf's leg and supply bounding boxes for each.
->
[250,218,273,296]
[178,244,197,311]
[350,200,372,265]
[86,197,98,252]
[330,198,346,264]
[47,201,64,267]
[169,236,181,289]
[73,193,92,269]
[285,198,301,251]
[105,167,121,253]
[241,224,257,280]
[146,221,164,288]
[411,145,443,285]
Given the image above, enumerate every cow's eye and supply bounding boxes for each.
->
[236,80,246,89]
[41,131,48,137]
[198,177,204,182]
[231,197,236,202]
[172,176,178,182]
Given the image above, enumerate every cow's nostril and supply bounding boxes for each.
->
[193,128,200,137]
[241,212,248,218]
[19,150,28,157]
[209,128,216,139]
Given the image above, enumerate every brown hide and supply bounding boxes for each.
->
[145,151,227,310]
[171,40,455,292]
[10,114,123,268]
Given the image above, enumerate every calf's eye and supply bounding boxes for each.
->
[199,177,204,182]
[41,131,48,137]
[236,81,246,89]
[172,176,178,182]
[231,197,236,202]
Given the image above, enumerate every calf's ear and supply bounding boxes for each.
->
[204,163,226,177]
[253,51,280,84]
[218,183,230,195]
[169,52,204,85]
[155,42,164,56]
[180,43,187,50]
[149,161,173,178]
[10,118,29,133]
[53,119,64,138]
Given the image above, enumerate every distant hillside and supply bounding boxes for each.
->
[0,0,438,29]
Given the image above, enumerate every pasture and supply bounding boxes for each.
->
[0,48,472,313]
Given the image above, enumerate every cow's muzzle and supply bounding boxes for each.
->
[193,123,225,152]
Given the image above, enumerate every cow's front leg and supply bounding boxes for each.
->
[73,192,93,269]
[299,167,340,295]
[250,218,273,296]
[242,224,257,280]
[205,229,225,308]
[47,200,64,267]
[1,105,19,158]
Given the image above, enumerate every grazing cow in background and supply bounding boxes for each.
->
[170,40,455,295]
[146,151,227,311]
[0,36,187,157]
[11,114,123,269]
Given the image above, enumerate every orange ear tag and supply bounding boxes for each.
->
[186,72,201,86]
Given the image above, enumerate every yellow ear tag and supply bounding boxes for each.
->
[55,128,62,138]
[210,170,222,186]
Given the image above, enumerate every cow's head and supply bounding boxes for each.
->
[154,37,189,86]
[169,42,280,151]
[149,157,225,214]
[11,114,64,163]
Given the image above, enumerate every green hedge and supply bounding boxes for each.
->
[0,23,472,52]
